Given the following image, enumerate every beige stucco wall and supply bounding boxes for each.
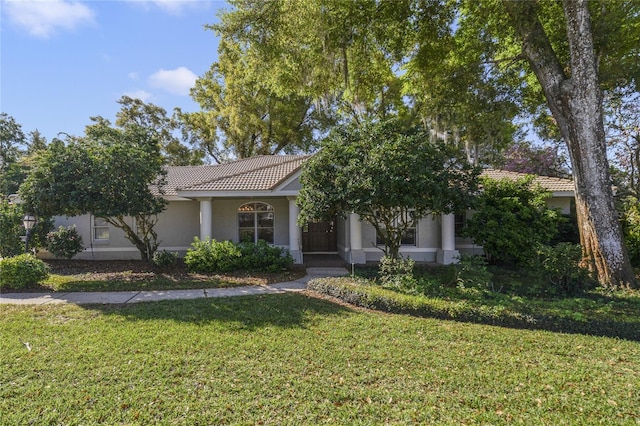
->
[546,196,572,215]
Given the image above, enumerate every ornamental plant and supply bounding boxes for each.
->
[0,254,50,289]
[46,226,84,259]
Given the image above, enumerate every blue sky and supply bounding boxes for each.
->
[1,0,226,142]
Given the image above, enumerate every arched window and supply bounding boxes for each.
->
[238,202,274,244]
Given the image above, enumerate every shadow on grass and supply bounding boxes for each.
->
[309,278,640,342]
[82,293,353,331]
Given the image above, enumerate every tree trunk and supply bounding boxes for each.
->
[504,0,637,288]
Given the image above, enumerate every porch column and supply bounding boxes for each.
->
[437,213,459,264]
[288,198,303,264]
[349,213,366,264]
[199,198,212,240]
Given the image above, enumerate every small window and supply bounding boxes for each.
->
[93,217,109,241]
[238,202,274,244]
[376,210,417,246]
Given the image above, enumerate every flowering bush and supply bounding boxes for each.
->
[46,226,84,259]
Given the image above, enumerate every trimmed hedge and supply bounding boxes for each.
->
[307,277,640,340]
[0,254,50,290]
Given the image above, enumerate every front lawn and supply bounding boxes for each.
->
[2,294,639,424]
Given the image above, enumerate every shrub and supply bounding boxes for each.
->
[46,226,84,259]
[236,240,293,272]
[0,254,50,289]
[452,255,495,291]
[621,197,640,266]
[530,243,594,296]
[184,238,293,273]
[152,250,179,268]
[378,255,417,291]
[184,238,241,273]
[464,176,563,265]
[0,200,23,258]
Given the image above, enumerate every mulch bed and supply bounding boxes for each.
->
[42,259,306,285]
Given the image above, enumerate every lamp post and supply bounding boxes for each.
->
[23,214,37,254]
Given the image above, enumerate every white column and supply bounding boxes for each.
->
[288,198,303,264]
[437,213,459,264]
[349,213,365,264]
[441,213,456,251]
[199,198,212,240]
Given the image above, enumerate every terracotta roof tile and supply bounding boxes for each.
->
[160,155,310,196]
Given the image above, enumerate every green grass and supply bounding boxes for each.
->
[2,294,639,424]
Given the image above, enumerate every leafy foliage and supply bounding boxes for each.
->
[298,119,479,259]
[184,238,292,274]
[530,243,594,296]
[0,254,49,289]
[20,122,167,261]
[235,240,293,273]
[463,176,562,266]
[184,238,241,273]
[620,197,640,266]
[45,226,84,260]
[0,200,24,258]
[152,250,179,268]
[378,255,416,292]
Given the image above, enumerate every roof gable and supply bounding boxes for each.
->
[163,155,310,196]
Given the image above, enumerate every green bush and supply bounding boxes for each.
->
[152,250,179,268]
[184,238,293,273]
[621,197,640,266]
[236,240,293,272]
[464,176,563,265]
[184,238,241,273]
[378,255,417,292]
[0,254,50,289]
[452,255,495,291]
[0,200,23,258]
[530,243,594,296]
[46,226,84,259]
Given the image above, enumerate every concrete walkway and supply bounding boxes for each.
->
[0,267,349,306]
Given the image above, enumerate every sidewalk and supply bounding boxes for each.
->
[0,267,349,306]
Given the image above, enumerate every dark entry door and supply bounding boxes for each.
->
[302,219,337,252]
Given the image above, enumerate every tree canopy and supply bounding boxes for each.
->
[297,119,479,259]
[20,122,167,261]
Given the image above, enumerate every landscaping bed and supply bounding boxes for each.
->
[1,259,306,293]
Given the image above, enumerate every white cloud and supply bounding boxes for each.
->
[122,90,153,102]
[3,0,96,38]
[148,67,197,96]
[126,0,204,15]
[128,72,140,81]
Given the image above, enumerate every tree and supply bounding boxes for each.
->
[464,176,563,265]
[113,96,202,166]
[493,0,638,287]
[0,113,26,197]
[184,38,329,161]
[297,120,479,259]
[20,123,167,261]
[499,141,568,178]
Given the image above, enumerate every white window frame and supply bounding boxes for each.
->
[375,210,418,247]
[237,202,275,244]
[92,216,110,242]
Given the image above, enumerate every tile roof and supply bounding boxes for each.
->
[160,155,311,196]
[481,169,574,193]
[156,155,574,197]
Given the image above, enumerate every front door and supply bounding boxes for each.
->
[302,219,337,252]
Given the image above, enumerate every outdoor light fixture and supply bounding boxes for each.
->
[23,214,37,253]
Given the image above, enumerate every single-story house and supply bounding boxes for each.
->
[48,155,575,264]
